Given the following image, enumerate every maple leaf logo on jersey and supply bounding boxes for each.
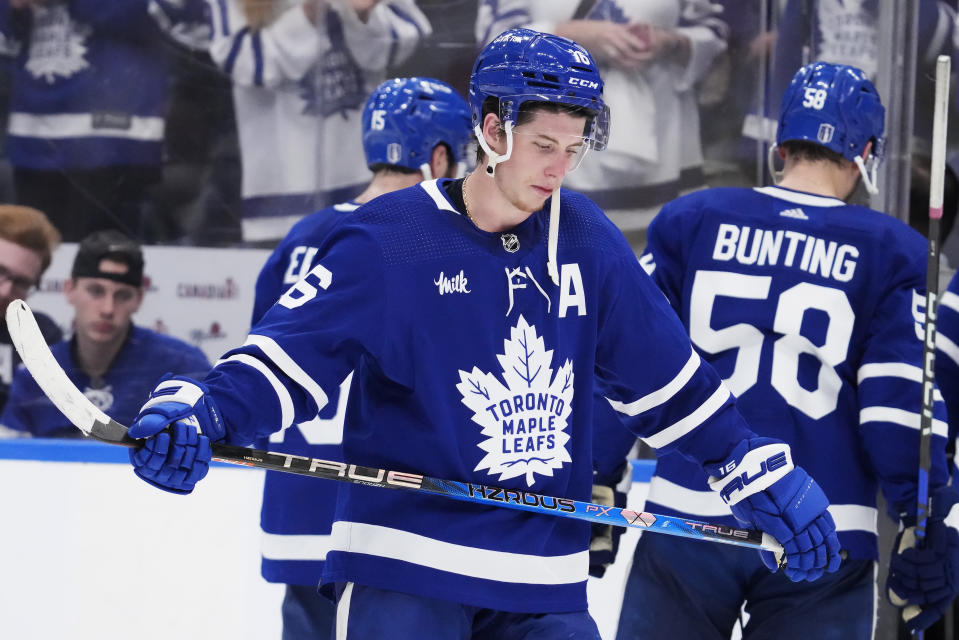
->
[456,315,573,486]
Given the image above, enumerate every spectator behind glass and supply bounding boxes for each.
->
[206,0,431,245]
[0,230,211,438]
[741,0,956,178]
[476,0,728,252]
[0,204,61,416]
[0,0,197,242]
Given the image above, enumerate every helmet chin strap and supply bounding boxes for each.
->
[418,163,433,180]
[767,144,784,185]
[475,121,514,177]
[547,186,561,285]
[854,155,880,195]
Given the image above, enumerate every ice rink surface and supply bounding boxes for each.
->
[0,440,651,639]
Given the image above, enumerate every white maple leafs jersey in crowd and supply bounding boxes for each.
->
[202,179,759,613]
[934,269,959,482]
[250,201,359,586]
[206,0,429,242]
[639,185,950,561]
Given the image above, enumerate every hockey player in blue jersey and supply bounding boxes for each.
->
[122,29,842,639]
[616,62,958,638]
[937,270,959,484]
[0,230,212,437]
[251,76,472,640]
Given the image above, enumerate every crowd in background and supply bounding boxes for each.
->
[0,0,954,251]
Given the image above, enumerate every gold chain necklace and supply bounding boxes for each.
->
[462,173,476,223]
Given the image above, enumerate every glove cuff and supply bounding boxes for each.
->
[707,440,794,506]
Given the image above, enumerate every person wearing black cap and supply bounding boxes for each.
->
[0,230,212,438]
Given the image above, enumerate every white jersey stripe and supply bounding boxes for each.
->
[646,476,731,517]
[828,504,878,535]
[937,332,959,368]
[420,179,459,213]
[642,385,730,450]
[329,521,587,585]
[243,334,330,414]
[218,353,294,430]
[940,290,959,314]
[753,186,845,208]
[9,112,164,141]
[857,362,943,402]
[860,406,949,438]
[607,350,701,416]
[261,532,333,561]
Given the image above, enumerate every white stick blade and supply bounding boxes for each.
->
[5,299,109,435]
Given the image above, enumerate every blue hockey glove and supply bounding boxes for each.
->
[128,375,225,495]
[887,484,959,633]
[707,438,841,582]
[589,461,631,578]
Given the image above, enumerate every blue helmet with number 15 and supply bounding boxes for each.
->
[362,77,473,178]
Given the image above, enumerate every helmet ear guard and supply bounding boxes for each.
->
[776,62,886,194]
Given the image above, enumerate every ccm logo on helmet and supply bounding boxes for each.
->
[719,451,789,504]
[569,77,599,89]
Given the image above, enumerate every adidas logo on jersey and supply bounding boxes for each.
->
[779,207,808,220]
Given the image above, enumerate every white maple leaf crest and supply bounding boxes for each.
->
[456,315,574,487]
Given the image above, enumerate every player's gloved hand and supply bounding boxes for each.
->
[707,437,841,582]
[589,461,631,578]
[887,484,959,633]
[128,375,225,495]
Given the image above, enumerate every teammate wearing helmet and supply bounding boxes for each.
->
[249,76,473,640]
[614,62,956,638]
[121,30,840,639]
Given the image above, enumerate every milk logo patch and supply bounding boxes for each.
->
[457,315,573,486]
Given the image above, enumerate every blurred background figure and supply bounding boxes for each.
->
[206,0,431,245]
[250,75,472,640]
[0,0,206,243]
[0,203,60,417]
[476,0,728,252]
[0,229,210,438]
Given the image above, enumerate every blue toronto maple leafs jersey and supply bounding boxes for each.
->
[934,269,959,482]
[203,178,761,613]
[0,326,211,437]
[0,0,188,170]
[251,201,358,587]
[640,185,950,561]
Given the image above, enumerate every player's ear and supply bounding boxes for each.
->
[481,113,505,154]
[431,144,452,179]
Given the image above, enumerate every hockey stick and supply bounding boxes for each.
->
[909,54,952,635]
[917,55,951,543]
[5,299,784,556]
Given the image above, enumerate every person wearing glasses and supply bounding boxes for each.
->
[0,204,62,417]
[0,230,211,438]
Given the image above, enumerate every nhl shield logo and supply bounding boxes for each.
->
[817,123,835,144]
[501,233,520,253]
